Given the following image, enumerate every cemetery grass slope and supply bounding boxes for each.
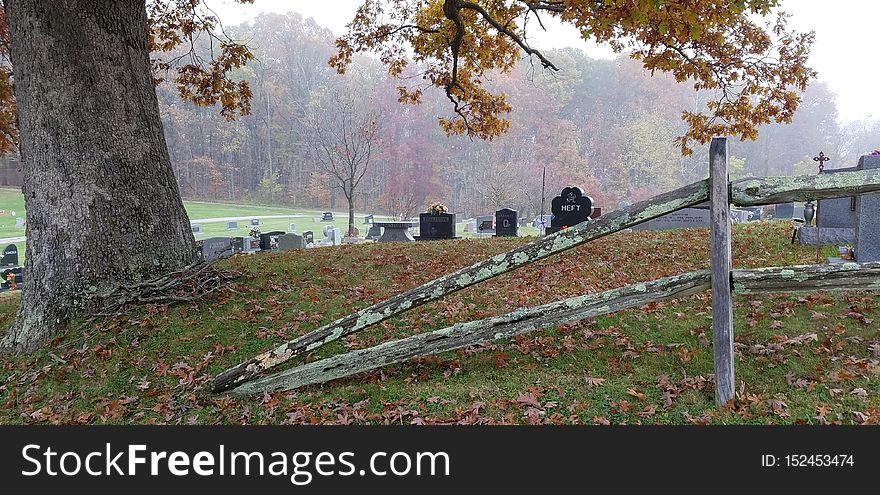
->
[0,222,878,425]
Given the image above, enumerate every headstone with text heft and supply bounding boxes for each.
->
[416,212,456,240]
[1,244,18,267]
[547,187,593,235]
[494,208,518,237]
[855,154,880,262]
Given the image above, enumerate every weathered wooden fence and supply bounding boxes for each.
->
[212,137,880,406]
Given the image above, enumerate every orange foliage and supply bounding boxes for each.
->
[0,0,257,153]
[331,0,815,154]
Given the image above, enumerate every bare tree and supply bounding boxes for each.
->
[304,84,381,236]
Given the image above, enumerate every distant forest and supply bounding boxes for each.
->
[12,12,880,219]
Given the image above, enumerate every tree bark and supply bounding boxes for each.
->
[1,0,196,353]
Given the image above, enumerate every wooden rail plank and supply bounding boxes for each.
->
[709,137,735,406]
[731,169,880,207]
[227,262,880,395]
[228,271,713,396]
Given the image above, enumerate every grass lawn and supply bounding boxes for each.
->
[0,221,876,425]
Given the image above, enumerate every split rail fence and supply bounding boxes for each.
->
[211,137,880,406]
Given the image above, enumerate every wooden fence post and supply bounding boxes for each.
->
[710,137,735,406]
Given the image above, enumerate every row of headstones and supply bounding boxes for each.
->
[196,226,349,262]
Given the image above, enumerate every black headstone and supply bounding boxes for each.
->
[364,214,374,224]
[231,237,245,253]
[321,212,334,222]
[547,187,593,234]
[303,231,315,245]
[259,231,286,251]
[494,208,518,237]
[1,244,18,267]
[417,212,456,240]
[366,224,382,240]
[1,266,23,290]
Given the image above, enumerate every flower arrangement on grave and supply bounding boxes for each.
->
[427,202,448,215]
[249,227,261,239]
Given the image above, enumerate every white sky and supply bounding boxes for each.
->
[207,0,879,123]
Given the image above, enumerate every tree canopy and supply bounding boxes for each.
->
[330,0,815,153]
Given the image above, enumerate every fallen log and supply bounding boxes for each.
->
[228,262,880,395]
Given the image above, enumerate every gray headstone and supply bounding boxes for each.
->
[191,224,203,234]
[797,227,856,246]
[365,224,382,240]
[855,155,880,262]
[226,221,239,231]
[740,207,763,221]
[288,223,296,233]
[278,233,305,251]
[774,203,795,219]
[729,208,753,224]
[201,237,233,261]
[376,222,416,243]
[475,215,495,235]
[331,228,343,246]
[251,218,260,226]
[818,166,858,228]
[15,217,24,228]
[631,208,711,231]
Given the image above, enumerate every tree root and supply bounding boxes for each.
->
[81,259,241,318]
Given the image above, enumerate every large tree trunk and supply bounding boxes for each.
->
[1,0,196,353]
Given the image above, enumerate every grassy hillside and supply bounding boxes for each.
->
[1,222,877,425]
